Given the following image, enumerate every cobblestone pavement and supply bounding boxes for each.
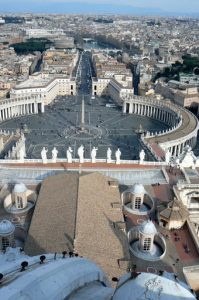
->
[0,95,168,159]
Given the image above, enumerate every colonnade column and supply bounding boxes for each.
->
[129,103,133,114]
[41,103,45,113]
[34,103,38,114]
[123,103,126,114]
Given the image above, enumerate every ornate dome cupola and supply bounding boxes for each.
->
[13,183,28,210]
[0,219,15,251]
[139,220,157,252]
[129,183,145,210]
[121,183,155,216]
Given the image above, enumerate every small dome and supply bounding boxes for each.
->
[13,183,27,194]
[129,183,145,195]
[140,220,157,235]
[0,220,15,236]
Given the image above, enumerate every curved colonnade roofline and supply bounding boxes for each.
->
[123,95,199,159]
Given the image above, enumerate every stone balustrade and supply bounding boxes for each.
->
[0,158,166,165]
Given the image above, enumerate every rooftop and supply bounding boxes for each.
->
[24,173,79,255]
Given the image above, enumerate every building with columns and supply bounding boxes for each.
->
[0,95,44,123]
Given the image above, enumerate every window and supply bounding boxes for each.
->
[71,85,73,90]
[143,238,151,251]
[2,237,9,251]
[94,85,97,90]
[135,197,141,209]
[17,196,23,209]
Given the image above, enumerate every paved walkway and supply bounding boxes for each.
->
[0,163,167,185]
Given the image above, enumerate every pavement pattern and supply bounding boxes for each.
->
[0,95,168,160]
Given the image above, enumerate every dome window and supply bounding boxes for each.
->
[143,237,152,251]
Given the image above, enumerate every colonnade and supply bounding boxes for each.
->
[123,101,179,127]
[123,97,199,159]
[166,136,197,157]
[0,100,44,122]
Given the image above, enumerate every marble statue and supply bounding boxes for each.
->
[179,145,196,169]
[67,146,73,163]
[52,147,58,163]
[11,146,16,159]
[91,147,98,163]
[19,148,25,163]
[78,145,84,163]
[0,137,5,152]
[107,147,112,163]
[165,149,171,165]
[41,147,48,164]
[139,149,145,164]
[115,148,121,165]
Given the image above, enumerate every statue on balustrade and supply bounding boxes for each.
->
[139,149,146,164]
[115,148,121,164]
[66,146,73,163]
[78,145,84,163]
[19,148,25,163]
[52,147,58,163]
[107,147,112,163]
[91,147,98,163]
[41,147,48,164]
[165,149,171,165]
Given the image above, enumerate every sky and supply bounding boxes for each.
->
[0,0,199,15]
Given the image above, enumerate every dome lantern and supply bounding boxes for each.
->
[0,220,15,251]
[128,183,145,210]
[139,220,157,252]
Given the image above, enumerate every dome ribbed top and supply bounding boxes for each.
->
[0,219,15,236]
[13,183,27,194]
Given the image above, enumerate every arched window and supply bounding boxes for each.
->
[143,237,151,251]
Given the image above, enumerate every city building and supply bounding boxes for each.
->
[10,72,77,104]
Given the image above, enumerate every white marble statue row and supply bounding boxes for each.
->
[40,146,123,164]
[39,146,146,164]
